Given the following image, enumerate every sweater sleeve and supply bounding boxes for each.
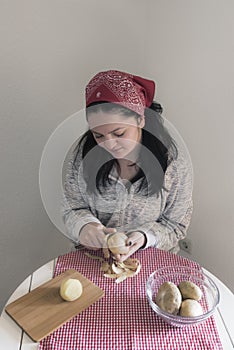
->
[135,153,193,253]
[61,148,101,244]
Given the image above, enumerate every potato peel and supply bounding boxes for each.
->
[100,261,110,272]
[111,263,125,275]
[116,273,129,284]
[85,252,141,283]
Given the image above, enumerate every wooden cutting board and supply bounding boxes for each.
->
[5,269,104,342]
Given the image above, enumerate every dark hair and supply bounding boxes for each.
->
[73,102,178,196]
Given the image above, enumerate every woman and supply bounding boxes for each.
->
[62,70,193,262]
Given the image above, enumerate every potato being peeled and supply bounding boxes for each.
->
[107,232,129,255]
[60,278,83,301]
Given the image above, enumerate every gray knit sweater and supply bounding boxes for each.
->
[61,141,193,254]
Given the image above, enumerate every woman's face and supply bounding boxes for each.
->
[87,111,145,159]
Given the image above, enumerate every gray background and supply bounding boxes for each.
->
[1,0,233,313]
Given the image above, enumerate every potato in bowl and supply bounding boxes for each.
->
[146,266,220,327]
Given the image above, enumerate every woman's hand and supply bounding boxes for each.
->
[79,222,116,256]
[114,231,146,262]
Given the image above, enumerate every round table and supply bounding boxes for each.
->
[0,258,233,350]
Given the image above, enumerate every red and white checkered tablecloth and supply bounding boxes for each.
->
[39,248,223,350]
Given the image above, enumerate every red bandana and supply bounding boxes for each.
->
[85,70,155,116]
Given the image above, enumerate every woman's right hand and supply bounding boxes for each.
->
[79,222,116,257]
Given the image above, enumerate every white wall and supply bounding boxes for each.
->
[0,0,148,312]
[145,0,234,291]
[0,0,233,313]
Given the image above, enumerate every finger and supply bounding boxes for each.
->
[126,237,133,246]
[118,243,141,262]
[126,239,138,250]
[118,253,130,263]
[113,254,122,261]
[103,227,117,234]
[126,232,144,247]
[117,249,133,262]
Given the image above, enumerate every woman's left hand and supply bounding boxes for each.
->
[114,231,146,262]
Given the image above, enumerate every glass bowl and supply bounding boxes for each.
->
[146,265,220,327]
